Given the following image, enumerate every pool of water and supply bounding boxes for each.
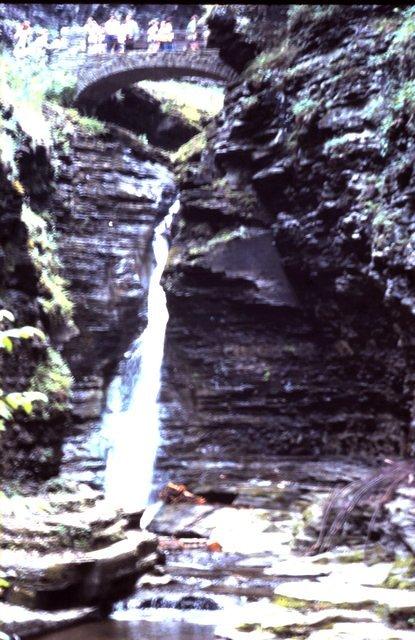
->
[36,609,225,640]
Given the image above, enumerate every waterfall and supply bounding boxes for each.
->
[103,199,179,513]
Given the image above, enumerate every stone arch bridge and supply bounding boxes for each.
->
[75,50,238,104]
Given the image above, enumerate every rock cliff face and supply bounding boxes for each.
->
[53,119,175,486]
[2,4,414,490]
[0,102,174,484]
[156,5,415,489]
[0,102,74,482]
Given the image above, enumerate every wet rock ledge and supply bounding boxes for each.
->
[0,487,158,637]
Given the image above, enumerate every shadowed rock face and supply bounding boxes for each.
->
[0,107,175,483]
[155,4,413,489]
[96,86,200,152]
[54,128,174,384]
[51,123,175,485]
[0,132,64,481]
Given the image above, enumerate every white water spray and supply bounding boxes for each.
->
[103,199,179,513]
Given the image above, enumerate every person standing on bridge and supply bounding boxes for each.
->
[104,13,120,53]
[84,16,102,54]
[186,15,199,51]
[147,19,159,53]
[122,12,140,52]
[158,18,174,52]
[164,18,174,51]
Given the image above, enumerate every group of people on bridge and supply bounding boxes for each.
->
[12,13,209,61]
[84,13,208,54]
[13,20,54,60]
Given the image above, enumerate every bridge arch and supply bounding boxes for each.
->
[76,50,238,104]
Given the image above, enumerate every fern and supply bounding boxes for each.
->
[0,310,47,429]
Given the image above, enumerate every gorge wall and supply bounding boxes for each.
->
[156,5,415,489]
[0,99,174,484]
[1,4,415,492]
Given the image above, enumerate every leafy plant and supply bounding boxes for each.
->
[0,310,47,429]
[171,130,207,164]
[29,346,74,410]
[21,204,74,322]
[66,108,106,135]
[0,309,45,354]
[138,80,224,126]
[137,133,148,145]
[390,7,415,47]
[393,80,415,112]
[44,70,77,107]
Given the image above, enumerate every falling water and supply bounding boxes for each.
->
[103,199,179,513]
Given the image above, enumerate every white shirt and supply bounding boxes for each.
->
[104,18,120,37]
[124,19,139,38]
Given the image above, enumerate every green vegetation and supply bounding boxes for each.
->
[29,346,74,413]
[0,51,77,186]
[263,368,271,382]
[384,556,415,591]
[1,54,51,150]
[243,41,298,79]
[274,595,310,610]
[137,133,149,146]
[0,51,76,111]
[21,204,74,323]
[0,310,47,430]
[377,79,415,154]
[171,130,207,164]
[287,5,342,31]
[138,80,224,127]
[44,70,77,108]
[372,208,397,230]
[389,6,415,47]
[361,95,385,123]
[65,108,106,135]
[393,80,415,111]
[337,549,365,564]
[188,226,249,257]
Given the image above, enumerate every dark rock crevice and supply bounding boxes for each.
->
[156,5,414,491]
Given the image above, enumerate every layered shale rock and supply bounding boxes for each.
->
[0,101,174,484]
[0,487,158,636]
[49,113,175,486]
[156,5,415,491]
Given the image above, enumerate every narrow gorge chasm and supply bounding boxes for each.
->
[2,5,415,640]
